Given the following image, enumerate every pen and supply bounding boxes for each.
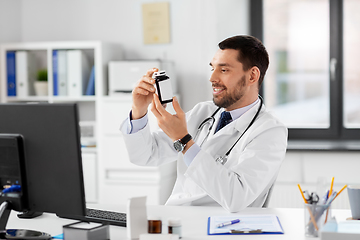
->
[216,219,240,228]
[325,191,337,205]
[318,190,329,205]
[303,190,311,203]
[324,184,347,224]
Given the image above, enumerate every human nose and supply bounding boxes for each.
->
[209,70,218,83]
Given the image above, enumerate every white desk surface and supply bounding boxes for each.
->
[6,205,351,240]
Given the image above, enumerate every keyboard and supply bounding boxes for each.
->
[85,208,126,226]
[58,208,127,227]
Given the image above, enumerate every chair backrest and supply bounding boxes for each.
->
[262,184,274,208]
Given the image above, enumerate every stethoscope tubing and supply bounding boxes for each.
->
[193,96,264,162]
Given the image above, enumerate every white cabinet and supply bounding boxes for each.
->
[0,42,177,205]
[97,95,177,205]
[82,151,98,203]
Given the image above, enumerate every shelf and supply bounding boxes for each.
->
[5,95,97,103]
[5,96,50,102]
[52,96,96,102]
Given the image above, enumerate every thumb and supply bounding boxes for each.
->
[172,96,183,115]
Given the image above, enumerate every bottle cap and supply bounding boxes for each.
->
[168,218,181,226]
[148,216,162,221]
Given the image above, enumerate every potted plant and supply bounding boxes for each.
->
[34,69,48,96]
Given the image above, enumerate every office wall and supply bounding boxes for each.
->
[0,0,249,111]
[0,0,22,42]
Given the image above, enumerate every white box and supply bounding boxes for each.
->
[63,221,109,240]
[108,60,176,95]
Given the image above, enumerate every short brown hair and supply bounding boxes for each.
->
[218,35,269,87]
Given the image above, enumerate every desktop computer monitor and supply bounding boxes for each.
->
[0,103,86,220]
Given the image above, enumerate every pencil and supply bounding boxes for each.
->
[328,177,335,198]
[297,184,308,204]
[325,177,336,224]
[334,184,348,201]
[298,184,319,231]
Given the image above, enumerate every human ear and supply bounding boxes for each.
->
[249,66,260,85]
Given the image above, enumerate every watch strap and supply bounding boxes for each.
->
[180,134,192,145]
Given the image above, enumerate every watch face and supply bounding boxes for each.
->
[173,140,184,152]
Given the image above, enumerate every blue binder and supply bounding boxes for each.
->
[85,66,95,96]
[6,51,16,96]
[53,50,58,96]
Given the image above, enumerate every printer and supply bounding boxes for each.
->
[108,60,177,95]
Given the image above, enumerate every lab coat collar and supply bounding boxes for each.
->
[207,100,265,140]
[233,100,265,133]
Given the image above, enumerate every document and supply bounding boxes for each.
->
[208,214,284,235]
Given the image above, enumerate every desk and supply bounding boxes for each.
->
[6,205,351,239]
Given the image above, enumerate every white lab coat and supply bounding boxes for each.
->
[121,100,288,212]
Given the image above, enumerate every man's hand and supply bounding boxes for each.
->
[131,68,158,119]
[151,94,189,143]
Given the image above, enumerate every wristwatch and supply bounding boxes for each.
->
[173,134,192,152]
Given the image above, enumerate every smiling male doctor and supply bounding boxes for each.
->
[120,35,288,212]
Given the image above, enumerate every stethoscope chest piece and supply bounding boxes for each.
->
[215,155,228,165]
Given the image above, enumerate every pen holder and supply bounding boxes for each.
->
[304,203,331,237]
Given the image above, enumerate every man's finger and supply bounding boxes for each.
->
[172,96,184,115]
[137,80,156,93]
[153,94,170,117]
[145,68,159,78]
[150,98,162,118]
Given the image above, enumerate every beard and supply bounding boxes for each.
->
[212,75,246,109]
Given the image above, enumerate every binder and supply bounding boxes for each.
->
[6,51,16,96]
[57,50,68,96]
[207,214,284,235]
[15,51,36,97]
[85,66,95,95]
[67,50,90,97]
[52,50,58,95]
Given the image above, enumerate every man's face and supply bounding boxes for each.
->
[209,49,250,111]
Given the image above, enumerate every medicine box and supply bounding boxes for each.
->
[63,221,109,240]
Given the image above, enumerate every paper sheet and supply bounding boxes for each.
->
[208,214,284,235]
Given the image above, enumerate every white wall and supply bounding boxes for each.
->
[0,0,249,111]
[0,0,22,42]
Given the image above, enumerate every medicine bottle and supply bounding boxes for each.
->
[153,70,174,104]
[168,218,182,238]
[148,217,162,234]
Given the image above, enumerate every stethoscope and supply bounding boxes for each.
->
[193,96,264,165]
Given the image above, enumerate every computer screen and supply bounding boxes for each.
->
[0,103,86,217]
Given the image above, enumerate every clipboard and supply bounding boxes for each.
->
[207,214,284,235]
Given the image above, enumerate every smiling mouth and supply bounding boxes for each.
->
[212,86,226,95]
